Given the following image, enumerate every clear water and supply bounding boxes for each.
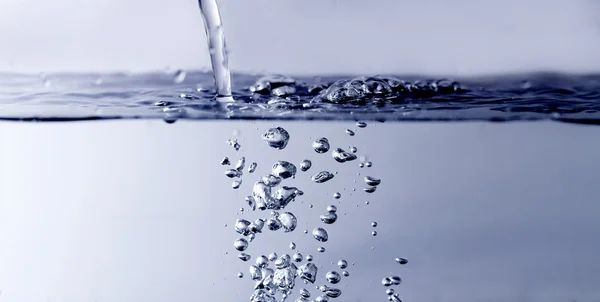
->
[1,2,600,301]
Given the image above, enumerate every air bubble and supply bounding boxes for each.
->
[298,263,318,284]
[320,213,338,224]
[364,187,377,193]
[371,221,378,227]
[350,146,357,153]
[386,288,395,295]
[225,169,242,178]
[372,231,377,236]
[382,277,393,286]
[235,157,246,171]
[366,161,372,167]
[391,276,402,285]
[173,70,186,83]
[332,148,357,163]
[238,253,251,261]
[300,160,312,172]
[364,176,381,186]
[232,179,242,189]
[311,171,334,183]
[237,272,244,278]
[278,212,298,232]
[342,271,349,277]
[268,252,278,262]
[262,127,290,150]
[356,121,367,128]
[220,157,230,165]
[326,205,337,213]
[337,260,348,269]
[272,161,297,179]
[333,192,341,199]
[227,139,241,151]
[306,255,313,261]
[317,247,326,253]
[312,138,330,154]
[326,271,341,284]
[300,288,311,298]
[248,162,257,173]
[293,252,303,262]
[315,295,329,302]
[235,219,251,236]
[250,265,263,280]
[395,257,408,265]
[275,254,291,269]
[345,129,355,136]
[312,228,329,242]
[234,238,248,251]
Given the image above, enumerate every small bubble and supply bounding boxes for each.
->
[312,228,329,242]
[238,253,251,261]
[313,138,331,154]
[359,163,364,168]
[306,255,313,261]
[346,129,355,136]
[315,295,329,302]
[237,272,243,278]
[232,179,242,189]
[391,276,402,285]
[386,288,395,295]
[268,252,278,261]
[248,162,257,173]
[262,127,290,149]
[327,205,337,213]
[249,265,262,280]
[220,157,230,165]
[332,148,357,163]
[365,201,370,205]
[320,213,338,224]
[256,256,269,268]
[364,187,377,193]
[233,238,248,251]
[290,242,297,250]
[365,176,381,186]
[372,231,377,236]
[300,288,311,298]
[395,257,408,265]
[317,247,326,253]
[272,161,297,179]
[349,146,357,153]
[333,192,341,199]
[382,277,393,286]
[279,212,298,232]
[326,271,342,284]
[356,121,367,128]
[390,293,402,302]
[371,221,378,227]
[337,260,348,269]
[225,169,242,178]
[275,254,292,269]
[309,204,313,209]
[227,139,241,151]
[342,270,350,277]
[294,252,303,262]
[300,160,312,172]
[366,161,372,167]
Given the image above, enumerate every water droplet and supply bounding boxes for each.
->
[342,271,350,277]
[268,252,278,262]
[237,272,244,278]
[356,121,367,128]
[234,238,248,251]
[227,139,241,151]
[326,205,337,213]
[311,171,334,183]
[238,253,251,261]
[262,127,290,150]
[320,213,338,224]
[364,186,377,193]
[248,162,257,173]
[337,260,348,269]
[256,256,269,268]
[300,160,312,172]
[346,129,355,136]
[391,276,402,285]
[278,212,298,232]
[300,288,311,298]
[382,277,393,286]
[317,247,326,253]
[312,138,330,154]
[290,242,297,250]
[220,157,230,165]
[349,146,357,153]
[371,221,378,227]
[395,257,408,265]
[306,255,313,261]
[312,228,329,242]
[366,161,372,167]
[386,288,395,295]
[225,169,242,178]
[250,265,263,280]
[365,176,381,186]
[272,161,297,179]
[235,219,251,236]
[275,254,291,269]
[232,179,242,189]
[173,69,187,83]
[333,192,341,199]
[372,231,378,236]
[332,148,357,163]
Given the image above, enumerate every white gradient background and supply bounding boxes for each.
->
[0,0,599,75]
[1,1,600,302]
